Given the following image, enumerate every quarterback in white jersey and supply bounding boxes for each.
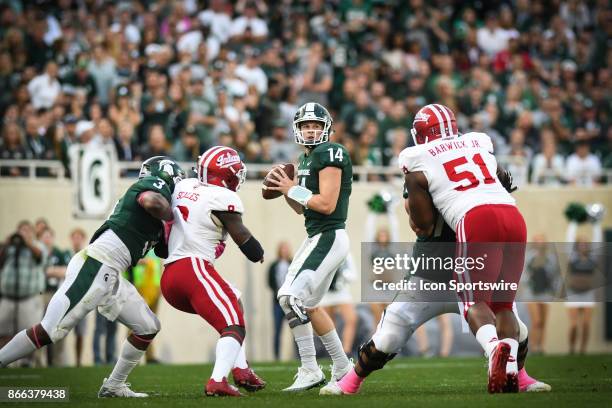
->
[161,146,265,397]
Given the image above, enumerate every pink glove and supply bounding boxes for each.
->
[215,241,227,259]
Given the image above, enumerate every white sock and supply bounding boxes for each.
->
[233,342,248,369]
[319,330,349,369]
[291,323,318,371]
[211,337,242,381]
[502,338,519,374]
[0,330,37,367]
[476,324,499,358]
[107,340,145,386]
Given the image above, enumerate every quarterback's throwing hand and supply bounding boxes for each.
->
[267,167,296,196]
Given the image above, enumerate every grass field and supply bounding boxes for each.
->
[0,355,611,408]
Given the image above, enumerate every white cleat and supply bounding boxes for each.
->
[98,378,148,398]
[331,358,352,382]
[282,367,326,392]
[521,380,552,393]
[320,381,347,395]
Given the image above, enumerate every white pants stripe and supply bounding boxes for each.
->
[196,258,239,324]
[191,257,234,326]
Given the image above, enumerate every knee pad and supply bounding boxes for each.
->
[132,308,161,336]
[221,325,246,344]
[372,310,415,354]
[357,339,396,375]
[278,295,310,328]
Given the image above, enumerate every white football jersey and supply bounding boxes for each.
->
[398,132,515,231]
[165,178,244,265]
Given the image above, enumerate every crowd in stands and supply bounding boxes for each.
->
[0,0,610,185]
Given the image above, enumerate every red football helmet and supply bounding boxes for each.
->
[411,104,458,145]
[197,146,247,192]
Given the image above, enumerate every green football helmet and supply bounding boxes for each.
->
[139,156,186,190]
[293,102,333,146]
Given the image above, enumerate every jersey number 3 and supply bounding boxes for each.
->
[443,153,495,191]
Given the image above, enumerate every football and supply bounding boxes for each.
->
[262,163,295,200]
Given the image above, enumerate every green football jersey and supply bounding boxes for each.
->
[297,142,352,237]
[403,184,457,282]
[90,176,172,266]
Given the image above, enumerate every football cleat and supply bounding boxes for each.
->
[205,377,243,397]
[519,369,552,392]
[282,366,326,392]
[488,342,511,394]
[232,367,266,392]
[98,378,148,398]
[503,372,519,393]
[320,381,350,395]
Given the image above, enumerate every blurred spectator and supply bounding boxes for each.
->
[523,234,560,354]
[75,120,96,146]
[198,0,233,44]
[565,141,602,185]
[63,53,97,104]
[187,78,217,150]
[0,122,32,176]
[414,315,454,357]
[93,311,117,366]
[531,128,565,185]
[0,221,47,367]
[139,124,170,159]
[67,228,88,367]
[88,43,118,108]
[267,241,291,361]
[172,125,201,162]
[298,42,332,106]
[269,120,299,163]
[27,62,60,110]
[229,1,269,44]
[320,256,358,355]
[39,227,70,367]
[108,85,141,130]
[565,237,598,355]
[0,1,608,186]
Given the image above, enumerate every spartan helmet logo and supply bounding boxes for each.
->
[159,160,176,176]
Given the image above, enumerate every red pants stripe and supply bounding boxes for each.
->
[455,204,527,317]
[161,257,244,333]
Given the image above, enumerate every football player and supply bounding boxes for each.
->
[266,102,352,391]
[322,185,552,395]
[0,156,185,398]
[161,146,265,397]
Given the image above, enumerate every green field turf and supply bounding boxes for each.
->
[0,355,611,408]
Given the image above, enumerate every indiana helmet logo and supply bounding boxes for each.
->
[414,110,430,123]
